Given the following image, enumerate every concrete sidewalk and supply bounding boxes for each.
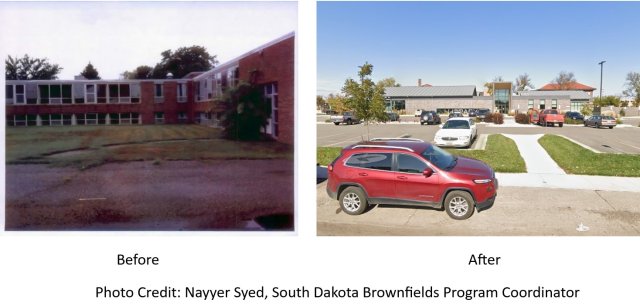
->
[503,133,565,174]
[496,173,640,193]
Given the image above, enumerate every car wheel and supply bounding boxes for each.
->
[596,123,600,129]
[444,190,475,220]
[339,186,368,215]
[609,126,614,129]
[334,122,340,125]
[347,119,352,125]
[559,123,563,127]
[420,122,424,125]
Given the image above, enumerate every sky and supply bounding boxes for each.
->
[318,1,640,97]
[0,1,297,79]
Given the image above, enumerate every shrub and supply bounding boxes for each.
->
[492,112,504,124]
[564,118,583,125]
[620,109,626,117]
[483,113,494,123]
[616,118,623,124]
[221,81,272,141]
[515,113,529,124]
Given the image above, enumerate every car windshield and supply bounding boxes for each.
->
[442,120,470,129]
[421,145,457,170]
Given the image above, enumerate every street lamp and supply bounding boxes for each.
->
[597,60,606,115]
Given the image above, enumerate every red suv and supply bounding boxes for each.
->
[326,138,497,220]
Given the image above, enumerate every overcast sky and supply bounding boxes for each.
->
[318,2,640,97]
[0,1,296,79]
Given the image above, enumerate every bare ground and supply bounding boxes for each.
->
[6,160,293,231]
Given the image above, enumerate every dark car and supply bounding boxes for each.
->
[476,109,491,119]
[420,111,441,125]
[584,115,616,129]
[468,109,478,117]
[386,112,400,122]
[326,139,497,220]
[564,111,584,121]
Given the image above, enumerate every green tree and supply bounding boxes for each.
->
[581,103,593,116]
[376,77,400,88]
[552,71,576,90]
[623,72,640,107]
[80,62,101,80]
[151,46,218,79]
[342,62,387,139]
[593,96,621,107]
[483,76,504,95]
[122,65,153,79]
[514,73,534,92]
[326,93,348,113]
[5,54,62,80]
[220,81,272,141]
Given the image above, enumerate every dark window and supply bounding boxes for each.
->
[109,84,119,103]
[39,85,50,104]
[397,154,428,174]
[6,85,13,99]
[346,153,392,171]
[62,84,72,104]
[421,145,456,170]
[155,84,163,97]
[120,84,130,97]
[97,84,107,103]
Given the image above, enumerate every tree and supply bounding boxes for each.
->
[514,73,534,92]
[580,103,593,116]
[376,77,400,88]
[552,71,576,90]
[122,65,154,79]
[623,72,640,107]
[326,93,348,113]
[151,46,218,79]
[220,81,272,141]
[342,62,387,139]
[5,54,62,80]
[593,96,621,107]
[80,62,101,80]
[483,76,504,95]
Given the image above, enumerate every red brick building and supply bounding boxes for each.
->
[5,32,295,144]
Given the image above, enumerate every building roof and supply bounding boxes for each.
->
[539,82,596,91]
[384,85,477,98]
[517,90,591,100]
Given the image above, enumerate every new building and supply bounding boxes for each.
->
[5,32,295,144]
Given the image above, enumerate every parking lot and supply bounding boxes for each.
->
[317,117,640,154]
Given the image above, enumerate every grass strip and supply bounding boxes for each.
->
[539,134,640,177]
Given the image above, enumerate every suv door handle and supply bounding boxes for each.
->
[358,173,368,177]
[397,176,408,180]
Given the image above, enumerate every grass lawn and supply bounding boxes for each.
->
[7,125,292,168]
[447,134,525,173]
[316,134,526,173]
[539,134,640,177]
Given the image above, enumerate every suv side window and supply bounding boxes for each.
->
[397,154,428,174]
[345,153,392,171]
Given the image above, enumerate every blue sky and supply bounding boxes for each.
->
[318,1,640,96]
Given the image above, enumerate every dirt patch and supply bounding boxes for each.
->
[587,209,640,225]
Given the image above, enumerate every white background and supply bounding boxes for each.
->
[1,1,639,305]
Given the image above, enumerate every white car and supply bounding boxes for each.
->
[434,118,477,148]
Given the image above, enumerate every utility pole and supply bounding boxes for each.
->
[597,60,606,115]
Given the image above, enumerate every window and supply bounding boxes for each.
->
[130,84,140,103]
[86,84,96,103]
[177,83,187,102]
[16,85,25,104]
[76,113,85,125]
[26,114,37,126]
[109,84,119,103]
[227,66,239,88]
[50,114,63,126]
[14,115,27,126]
[73,84,85,104]
[109,113,119,125]
[264,83,279,137]
[194,82,201,101]
[346,153,393,171]
[5,85,13,101]
[154,112,164,124]
[397,154,428,174]
[570,101,584,112]
[539,99,546,110]
[528,99,534,109]
[552,99,558,110]
[38,85,50,104]
[215,73,222,97]
[86,113,98,125]
[154,84,163,103]
[26,84,38,104]
[40,114,50,126]
[97,84,107,103]
[178,112,188,123]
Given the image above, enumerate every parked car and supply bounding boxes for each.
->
[468,109,478,117]
[538,109,564,127]
[434,117,477,148]
[386,112,400,122]
[564,111,584,121]
[414,109,423,117]
[476,109,491,119]
[326,138,497,220]
[331,111,359,125]
[448,111,463,118]
[420,110,441,125]
[584,115,616,129]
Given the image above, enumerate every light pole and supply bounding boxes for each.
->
[597,60,606,115]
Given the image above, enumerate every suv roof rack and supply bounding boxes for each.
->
[352,145,415,152]
[370,137,424,142]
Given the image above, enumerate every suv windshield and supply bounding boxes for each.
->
[442,120,470,129]
[421,145,457,170]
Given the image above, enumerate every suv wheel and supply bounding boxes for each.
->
[339,186,367,215]
[444,190,475,220]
